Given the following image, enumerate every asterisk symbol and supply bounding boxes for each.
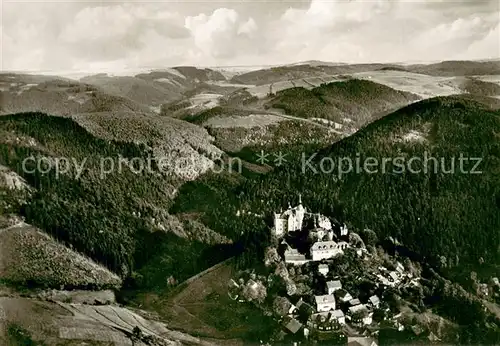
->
[256,150,269,165]
[274,151,288,166]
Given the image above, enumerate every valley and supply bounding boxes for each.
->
[1,59,500,345]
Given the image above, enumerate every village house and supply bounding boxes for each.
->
[284,317,303,335]
[296,298,315,319]
[309,309,346,327]
[349,298,361,306]
[396,262,405,274]
[310,228,326,241]
[368,295,380,308]
[284,247,309,265]
[326,280,342,294]
[335,289,353,303]
[311,241,348,261]
[317,214,332,230]
[377,274,392,287]
[273,195,306,236]
[340,223,349,236]
[309,312,335,331]
[318,264,329,276]
[331,309,346,325]
[348,304,372,325]
[315,294,336,312]
[389,271,400,284]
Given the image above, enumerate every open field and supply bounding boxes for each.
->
[350,70,463,98]
[134,260,276,345]
[0,295,217,345]
[474,75,500,86]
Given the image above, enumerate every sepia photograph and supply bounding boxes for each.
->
[0,0,499,345]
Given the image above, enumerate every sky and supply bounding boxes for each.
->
[1,0,499,73]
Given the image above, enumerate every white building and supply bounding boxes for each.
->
[310,241,348,261]
[340,223,349,236]
[273,195,306,236]
[369,295,380,308]
[315,294,336,312]
[326,280,342,295]
[317,214,332,230]
[318,264,329,276]
[337,290,353,303]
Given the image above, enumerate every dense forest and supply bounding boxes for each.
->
[172,96,500,274]
[0,113,237,289]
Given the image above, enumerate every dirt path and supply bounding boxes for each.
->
[0,221,27,234]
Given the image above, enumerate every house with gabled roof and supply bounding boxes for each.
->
[368,295,380,308]
[315,294,336,312]
[284,317,303,334]
[326,280,342,294]
[318,264,329,276]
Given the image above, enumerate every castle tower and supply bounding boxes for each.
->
[274,212,286,236]
[295,194,305,231]
[340,223,348,236]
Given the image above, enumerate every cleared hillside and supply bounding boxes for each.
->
[80,74,183,107]
[408,60,500,77]
[0,74,150,116]
[230,63,400,85]
[0,223,121,289]
[0,296,216,345]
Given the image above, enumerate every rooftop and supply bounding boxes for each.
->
[284,318,303,334]
[349,298,362,306]
[331,309,345,318]
[348,304,368,315]
[315,294,336,305]
[369,295,380,304]
[327,280,342,289]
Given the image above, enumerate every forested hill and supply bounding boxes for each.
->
[256,96,500,267]
[0,113,236,289]
[268,79,420,125]
[173,96,500,272]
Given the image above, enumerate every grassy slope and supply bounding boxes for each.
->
[230,61,500,86]
[269,79,420,125]
[409,60,500,77]
[0,224,121,289]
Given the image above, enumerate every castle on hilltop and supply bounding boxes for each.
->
[272,195,351,263]
[273,194,306,236]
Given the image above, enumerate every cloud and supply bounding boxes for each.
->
[184,8,259,62]
[58,4,190,61]
[267,0,499,63]
[1,0,498,72]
